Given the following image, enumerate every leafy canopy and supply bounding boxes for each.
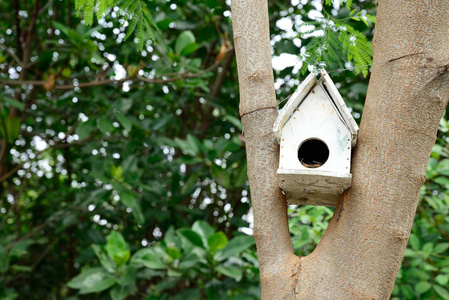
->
[75,0,158,50]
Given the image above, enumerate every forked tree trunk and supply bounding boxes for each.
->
[231,0,449,299]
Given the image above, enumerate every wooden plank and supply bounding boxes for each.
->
[278,169,352,207]
[273,72,316,141]
[320,69,359,147]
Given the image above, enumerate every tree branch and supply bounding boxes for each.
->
[294,1,449,298]
[0,57,229,90]
[231,1,296,298]
[0,44,22,65]
[200,48,236,135]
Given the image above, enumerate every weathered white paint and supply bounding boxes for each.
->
[278,169,352,206]
[320,69,359,147]
[274,70,358,206]
[273,72,316,141]
[278,84,352,172]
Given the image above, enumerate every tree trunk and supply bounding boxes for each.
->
[231,0,449,299]
[231,1,298,297]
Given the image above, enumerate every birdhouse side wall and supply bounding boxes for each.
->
[278,85,352,174]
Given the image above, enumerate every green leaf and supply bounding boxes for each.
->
[61,67,72,77]
[345,0,353,10]
[110,285,129,300]
[111,165,123,180]
[178,229,204,248]
[156,277,181,294]
[67,268,116,294]
[400,284,415,300]
[192,220,214,246]
[82,0,95,25]
[106,232,130,267]
[0,287,18,300]
[178,252,200,270]
[124,15,139,41]
[117,99,133,113]
[122,155,138,175]
[412,269,431,281]
[130,248,167,269]
[120,191,145,224]
[11,265,32,272]
[415,281,431,294]
[181,175,197,194]
[0,116,21,143]
[175,137,198,156]
[118,265,137,286]
[76,119,96,140]
[0,244,10,273]
[92,244,115,273]
[234,160,248,187]
[435,176,449,186]
[179,42,199,56]
[435,275,449,286]
[434,285,449,300]
[167,268,182,277]
[173,288,201,300]
[186,134,201,155]
[223,115,242,130]
[97,116,114,134]
[9,240,33,259]
[166,246,181,260]
[212,166,231,188]
[215,235,255,261]
[408,234,420,251]
[164,226,179,247]
[434,243,449,254]
[207,232,228,253]
[422,242,433,255]
[175,31,196,55]
[3,97,25,110]
[215,265,243,281]
[423,263,438,271]
[205,279,225,300]
[115,112,132,131]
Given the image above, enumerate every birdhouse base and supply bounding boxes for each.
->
[278,169,352,207]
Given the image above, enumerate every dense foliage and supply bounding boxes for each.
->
[0,0,448,299]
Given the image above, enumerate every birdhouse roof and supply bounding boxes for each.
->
[273,69,359,147]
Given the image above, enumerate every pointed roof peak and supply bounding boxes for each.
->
[273,69,359,147]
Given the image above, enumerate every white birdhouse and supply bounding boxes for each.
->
[273,69,359,207]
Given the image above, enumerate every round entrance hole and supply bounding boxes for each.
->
[297,139,329,168]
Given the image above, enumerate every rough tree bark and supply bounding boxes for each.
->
[231,0,449,299]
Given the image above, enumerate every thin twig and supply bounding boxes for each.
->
[38,0,53,14]
[0,44,22,65]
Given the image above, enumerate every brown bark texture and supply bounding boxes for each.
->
[231,0,298,298]
[231,0,449,299]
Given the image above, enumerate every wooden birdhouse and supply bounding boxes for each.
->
[273,69,359,207]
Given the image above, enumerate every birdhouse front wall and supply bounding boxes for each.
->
[278,84,352,173]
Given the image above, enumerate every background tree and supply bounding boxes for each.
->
[0,0,448,299]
